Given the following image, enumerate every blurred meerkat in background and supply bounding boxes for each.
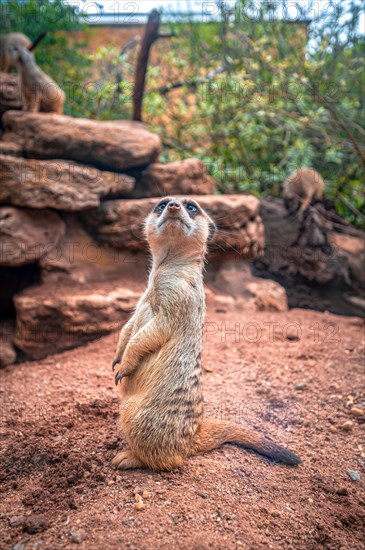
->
[10,46,65,114]
[283,167,324,216]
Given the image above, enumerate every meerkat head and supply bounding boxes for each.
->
[8,46,32,65]
[145,196,216,260]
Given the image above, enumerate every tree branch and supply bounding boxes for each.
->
[151,66,225,96]
[29,32,47,52]
[157,32,175,39]
[133,9,174,121]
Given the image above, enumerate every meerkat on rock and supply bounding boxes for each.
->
[283,167,324,216]
[111,196,301,471]
[10,46,65,114]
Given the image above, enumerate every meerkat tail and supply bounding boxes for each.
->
[190,419,301,466]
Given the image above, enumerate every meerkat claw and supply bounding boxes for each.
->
[115,371,126,385]
[112,358,120,371]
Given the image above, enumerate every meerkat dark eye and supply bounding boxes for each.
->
[186,203,198,213]
[155,202,167,213]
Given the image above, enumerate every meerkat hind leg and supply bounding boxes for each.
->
[24,92,40,112]
[112,450,145,470]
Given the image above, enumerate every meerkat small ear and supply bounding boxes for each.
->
[208,220,217,241]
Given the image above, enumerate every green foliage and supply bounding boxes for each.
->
[67,45,134,120]
[144,0,365,228]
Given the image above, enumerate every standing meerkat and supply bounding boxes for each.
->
[283,167,324,215]
[10,46,65,114]
[111,196,301,471]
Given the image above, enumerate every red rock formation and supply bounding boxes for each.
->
[131,159,216,198]
[2,111,162,171]
[0,155,135,211]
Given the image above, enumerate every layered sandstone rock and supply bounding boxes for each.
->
[254,198,365,317]
[11,216,148,359]
[210,261,288,312]
[2,111,162,171]
[245,280,288,312]
[39,214,149,285]
[329,232,365,289]
[256,199,365,286]
[0,207,65,266]
[14,281,141,359]
[81,195,265,258]
[0,141,22,156]
[0,72,21,117]
[131,159,217,198]
[0,155,135,210]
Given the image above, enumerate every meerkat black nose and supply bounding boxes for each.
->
[168,200,181,211]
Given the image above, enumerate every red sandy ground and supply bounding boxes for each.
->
[0,305,364,549]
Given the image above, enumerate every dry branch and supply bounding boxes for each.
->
[29,32,47,52]
[132,9,174,121]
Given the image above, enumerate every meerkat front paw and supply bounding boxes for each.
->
[111,450,144,470]
[114,369,127,385]
[114,357,137,384]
